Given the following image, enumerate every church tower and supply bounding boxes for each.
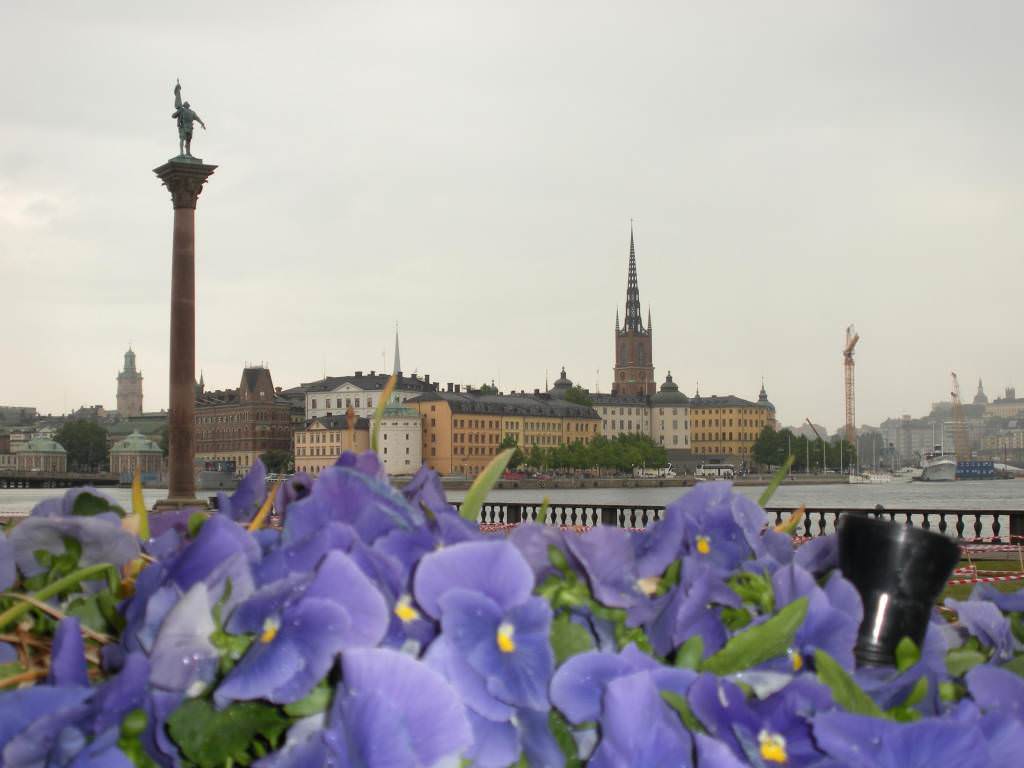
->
[117,347,144,417]
[612,226,655,396]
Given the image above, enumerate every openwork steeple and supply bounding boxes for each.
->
[623,225,645,334]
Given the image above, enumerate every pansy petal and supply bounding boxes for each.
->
[48,617,88,687]
[415,540,534,618]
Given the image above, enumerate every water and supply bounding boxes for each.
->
[1,479,1019,517]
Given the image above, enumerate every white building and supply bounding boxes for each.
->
[304,372,438,420]
[649,372,691,450]
[377,403,423,476]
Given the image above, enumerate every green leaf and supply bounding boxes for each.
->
[939,681,963,702]
[458,448,514,523]
[550,613,595,664]
[902,676,928,708]
[894,637,920,672]
[166,698,289,768]
[758,454,795,507]
[72,491,125,518]
[657,560,681,596]
[118,709,159,768]
[370,374,398,452]
[660,690,706,734]
[946,647,988,677]
[540,496,551,525]
[283,681,331,717]
[1011,613,1024,645]
[814,649,885,717]
[674,635,704,669]
[187,512,208,538]
[1002,654,1024,678]
[548,545,570,575]
[701,597,808,675]
[728,571,774,615]
[548,709,583,767]
[721,607,752,631]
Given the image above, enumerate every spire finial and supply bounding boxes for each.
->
[624,221,642,332]
[393,324,402,376]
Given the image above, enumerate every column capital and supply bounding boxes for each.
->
[153,158,217,210]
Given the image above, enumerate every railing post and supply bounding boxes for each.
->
[601,505,617,526]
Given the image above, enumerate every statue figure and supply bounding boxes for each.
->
[172,79,206,157]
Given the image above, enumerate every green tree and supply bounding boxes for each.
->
[260,449,293,474]
[478,383,499,395]
[158,424,170,457]
[563,386,593,407]
[498,435,525,470]
[54,420,109,472]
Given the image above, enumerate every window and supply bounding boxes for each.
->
[355,398,361,408]
[312,399,318,409]
[368,398,373,408]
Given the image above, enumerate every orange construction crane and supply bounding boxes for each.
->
[950,372,971,462]
[843,326,860,446]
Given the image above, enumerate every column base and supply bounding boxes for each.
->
[152,497,209,513]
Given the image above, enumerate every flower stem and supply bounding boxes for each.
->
[0,562,117,632]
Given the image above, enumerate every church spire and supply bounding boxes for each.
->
[623,223,644,333]
[392,325,401,376]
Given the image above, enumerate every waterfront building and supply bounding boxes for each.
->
[0,407,38,426]
[303,372,437,420]
[377,401,423,475]
[116,348,144,417]
[109,431,164,483]
[195,366,293,475]
[612,227,655,397]
[688,384,776,459]
[106,414,168,451]
[15,437,67,473]
[987,387,1024,419]
[649,373,691,450]
[293,414,370,476]
[973,379,989,405]
[408,387,601,477]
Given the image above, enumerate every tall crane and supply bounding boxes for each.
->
[843,325,860,447]
[950,372,971,462]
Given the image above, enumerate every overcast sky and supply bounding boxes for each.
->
[2,1,1021,432]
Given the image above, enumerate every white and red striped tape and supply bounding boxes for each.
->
[947,572,1024,586]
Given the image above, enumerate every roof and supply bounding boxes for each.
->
[107,417,167,437]
[24,437,66,454]
[303,373,437,394]
[110,431,162,454]
[590,393,650,406]
[305,415,371,431]
[651,372,689,405]
[690,394,764,409]
[407,391,600,420]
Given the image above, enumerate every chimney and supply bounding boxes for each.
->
[397,370,403,378]
[355,371,362,377]
[534,388,540,395]
[370,370,375,376]
[424,374,430,384]
[275,386,282,393]
[455,384,461,393]
[411,373,418,380]
[447,383,453,393]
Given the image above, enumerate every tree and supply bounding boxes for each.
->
[564,386,593,407]
[158,424,169,457]
[260,449,293,474]
[54,420,109,472]
[478,383,499,395]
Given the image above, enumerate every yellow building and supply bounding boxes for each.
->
[689,385,776,460]
[986,387,1024,419]
[409,389,601,477]
[293,415,370,477]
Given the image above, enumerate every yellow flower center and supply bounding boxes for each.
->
[259,617,279,644]
[394,596,420,623]
[696,535,711,555]
[758,731,788,764]
[497,622,516,654]
[789,649,804,672]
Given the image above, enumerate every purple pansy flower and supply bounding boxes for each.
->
[215,458,267,523]
[216,550,389,706]
[969,582,1024,613]
[856,615,950,715]
[257,648,471,768]
[663,481,768,573]
[813,711,990,768]
[563,525,646,609]
[772,563,862,671]
[689,673,834,767]
[965,664,1024,719]
[49,617,89,687]
[945,597,1021,662]
[401,463,457,517]
[9,514,139,579]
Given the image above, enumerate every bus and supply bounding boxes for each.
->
[695,463,735,480]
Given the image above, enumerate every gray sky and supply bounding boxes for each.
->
[2,1,1021,433]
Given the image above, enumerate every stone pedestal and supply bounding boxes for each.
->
[153,157,216,509]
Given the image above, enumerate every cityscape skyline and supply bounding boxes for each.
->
[2,2,1022,432]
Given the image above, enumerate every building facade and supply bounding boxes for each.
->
[649,373,691,450]
[688,385,776,460]
[987,387,1024,419]
[378,403,423,476]
[612,228,655,396]
[116,348,144,417]
[16,438,67,472]
[109,431,164,483]
[408,389,601,477]
[293,414,371,477]
[195,367,293,475]
[304,372,438,420]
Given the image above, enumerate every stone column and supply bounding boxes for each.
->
[153,159,216,507]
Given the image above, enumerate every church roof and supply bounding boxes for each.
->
[24,437,66,454]
[110,431,162,454]
[651,372,689,405]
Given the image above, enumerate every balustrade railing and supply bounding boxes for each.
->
[462,502,1024,543]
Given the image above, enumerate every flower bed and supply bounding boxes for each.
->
[0,451,1022,766]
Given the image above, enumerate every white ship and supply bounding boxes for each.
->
[917,446,957,482]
